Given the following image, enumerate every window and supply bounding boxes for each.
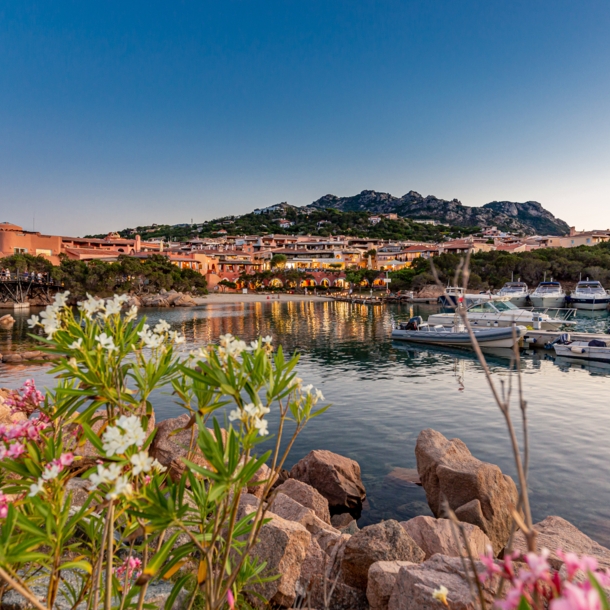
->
[35,249,52,256]
[13,247,28,254]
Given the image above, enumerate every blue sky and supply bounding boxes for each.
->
[1,1,609,236]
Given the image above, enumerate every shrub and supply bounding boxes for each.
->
[0,293,328,610]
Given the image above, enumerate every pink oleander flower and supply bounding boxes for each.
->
[7,442,25,459]
[227,589,235,610]
[59,452,74,467]
[0,492,9,519]
[5,380,45,416]
[550,581,603,610]
[115,556,142,581]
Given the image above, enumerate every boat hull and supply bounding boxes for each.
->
[529,296,566,308]
[569,297,610,311]
[391,326,525,349]
[553,344,610,362]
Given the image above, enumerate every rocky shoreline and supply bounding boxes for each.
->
[2,395,601,610]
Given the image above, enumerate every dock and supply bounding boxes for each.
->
[523,329,610,349]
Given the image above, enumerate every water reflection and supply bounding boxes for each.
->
[1,301,610,544]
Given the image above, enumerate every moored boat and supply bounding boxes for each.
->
[529,281,566,308]
[427,297,575,331]
[497,281,530,307]
[567,280,610,311]
[391,316,526,349]
[553,339,610,362]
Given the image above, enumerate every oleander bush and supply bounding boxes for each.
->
[0,292,328,610]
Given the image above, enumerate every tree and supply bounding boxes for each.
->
[270,254,287,268]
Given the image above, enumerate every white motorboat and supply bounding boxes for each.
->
[392,317,526,349]
[427,297,575,331]
[497,282,530,307]
[553,339,610,363]
[568,280,610,311]
[529,281,566,308]
[437,286,504,308]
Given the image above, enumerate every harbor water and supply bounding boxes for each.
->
[2,301,610,544]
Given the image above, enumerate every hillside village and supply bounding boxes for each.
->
[1,211,609,292]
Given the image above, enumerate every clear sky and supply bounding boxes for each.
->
[1,1,609,236]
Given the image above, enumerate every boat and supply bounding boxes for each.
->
[391,316,526,349]
[496,282,530,307]
[437,286,504,308]
[567,280,610,311]
[529,281,566,308]
[553,338,610,363]
[427,297,575,331]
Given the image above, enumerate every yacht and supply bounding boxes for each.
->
[496,282,530,307]
[529,281,566,309]
[568,280,610,311]
[427,298,574,331]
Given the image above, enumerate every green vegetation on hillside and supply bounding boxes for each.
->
[89,208,481,242]
[388,242,610,291]
[1,253,207,298]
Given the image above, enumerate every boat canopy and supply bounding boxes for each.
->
[467,300,519,313]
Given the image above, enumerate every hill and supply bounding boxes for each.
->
[305,190,570,236]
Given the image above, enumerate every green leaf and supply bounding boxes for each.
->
[164,575,192,610]
[588,572,610,610]
[141,531,181,578]
[517,596,532,610]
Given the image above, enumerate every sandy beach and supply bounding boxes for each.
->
[193,293,333,305]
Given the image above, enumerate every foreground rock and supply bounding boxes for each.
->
[367,561,415,610]
[388,554,498,610]
[290,450,366,516]
[415,428,518,554]
[149,413,202,481]
[249,513,311,607]
[0,388,27,424]
[247,462,277,498]
[276,478,332,524]
[0,314,15,330]
[512,515,610,571]
[401,516,491,560]
[341,520,425,590]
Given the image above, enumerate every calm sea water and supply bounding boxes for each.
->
[2,301,610,544]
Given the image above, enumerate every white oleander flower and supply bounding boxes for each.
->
[169,331,185,344]
[104,299,123,316]
[89,463,123,489]
[314,389,324,402]
[42,463,62,481]
[27,315,40,329]
[249,339,259,351]
[79,294,104,319]
[228,408,243,422]
[69,338,83,350]
[116,415,146,447]
[124,305,138,322]
[151,459,167,473]
[53,291,70,308]
[102,416,145,456]
[29,479,45,497]
[302,384,313,394]
[154,320,171,334]
[262,335,273,345]
[96,332,117,353]
[254,418,269,436]
[130,451,154,475]
[106,475,133,500]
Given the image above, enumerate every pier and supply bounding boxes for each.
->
[0,273,65,307]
